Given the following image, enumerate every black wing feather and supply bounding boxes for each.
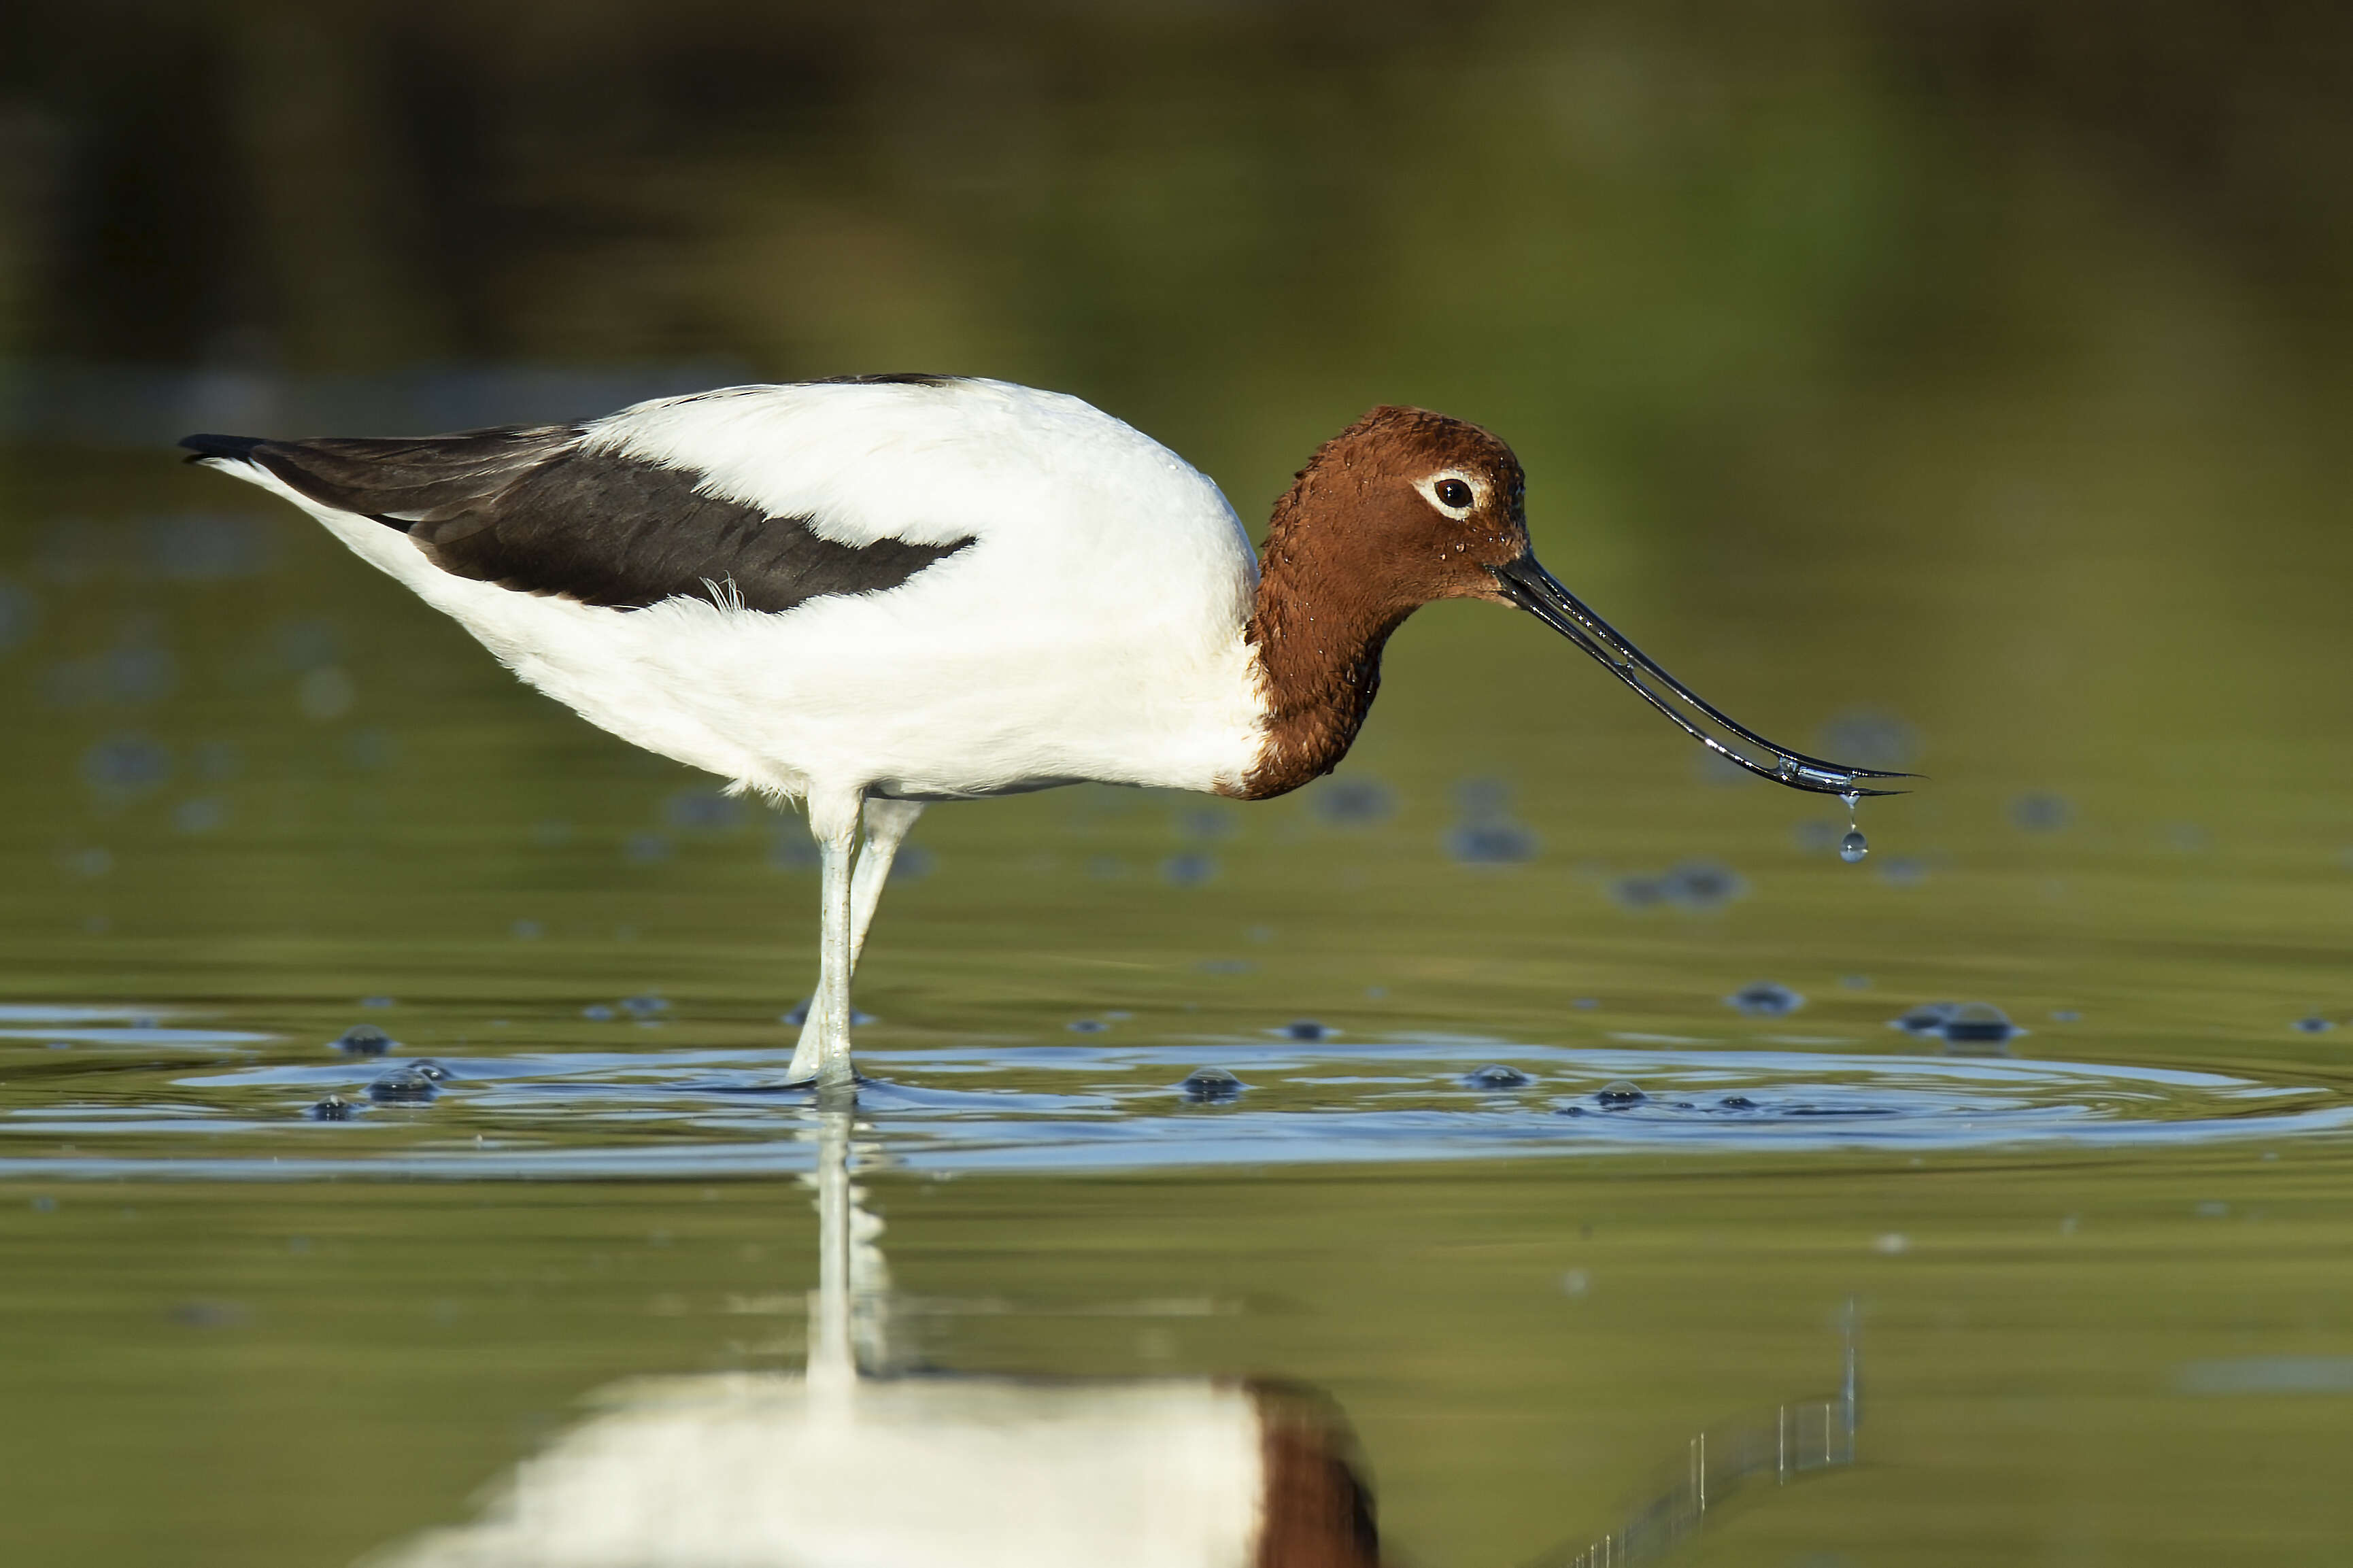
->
[180,426,973,613]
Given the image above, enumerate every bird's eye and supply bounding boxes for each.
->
[1434,479,1474,510]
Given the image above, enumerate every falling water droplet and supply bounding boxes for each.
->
[1840,830,1869,864]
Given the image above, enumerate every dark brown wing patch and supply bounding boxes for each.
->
[181,427,974,613]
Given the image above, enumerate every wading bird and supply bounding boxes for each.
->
[185,376,1898,1087]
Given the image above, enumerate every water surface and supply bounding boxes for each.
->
[8,5,2353,1563]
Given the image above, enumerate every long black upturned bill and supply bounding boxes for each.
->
[1489,555,1913,796]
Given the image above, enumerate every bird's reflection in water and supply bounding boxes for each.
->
[369,1091,1380,1568]
[369,1092,1854,1568]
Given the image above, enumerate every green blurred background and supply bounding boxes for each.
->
[5,4,2353,1566]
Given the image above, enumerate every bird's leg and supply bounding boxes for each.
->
[848,799,926,966]
[788,791,864,1089]
[790,799,926,1071]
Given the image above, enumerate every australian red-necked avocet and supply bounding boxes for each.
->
[182,374,1903,1088]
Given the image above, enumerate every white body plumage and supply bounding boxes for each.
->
[217,378,1272,807]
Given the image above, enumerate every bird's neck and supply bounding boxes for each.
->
[1230,527,1413,801]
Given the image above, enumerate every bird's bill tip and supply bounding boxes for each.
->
[1487,554,1912,796]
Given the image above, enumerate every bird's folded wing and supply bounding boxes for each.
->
[181,426,972,613]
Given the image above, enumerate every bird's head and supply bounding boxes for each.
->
[1268,403,1912,797]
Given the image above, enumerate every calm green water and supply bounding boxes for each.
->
[7,4,2353,1564]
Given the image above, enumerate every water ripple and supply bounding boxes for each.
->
[1,1023,2348,1179]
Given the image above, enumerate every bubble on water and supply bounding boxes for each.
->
[331,1025,392,1057]
[664,789,744,832]
[1067,1019,1108,1034]
[1726,981,1805,1017]
[1662,861,1746,910]
[368,1068,441,1105]
[82,733,172,794]
[2292,1016,2335,1034]
[309,1095,356,1122]
[410,1060,456,1083]
[1717,1095,1759,1110]
[1594,1080,1647,1108]
[1281,1020,1331,1042]
[581,1004,617,1021]
[1840,830,1869,864]
[2010,792,2073,833]
[1556,1104,1587,1117]
[1312,777,1396,825]
[1465,1064,1531,1089]
[360,995,396,1009]
[1161,852,1217,887]
[1446,820,1539,866]
[1939,1002,2022,1055]
[620,995,669,1017]
[1892,1001,1960,1035]
[1178,1067,1246,1103]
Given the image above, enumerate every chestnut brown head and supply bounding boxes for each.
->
[1266,405,1531,615]
[1254,403,1917,801]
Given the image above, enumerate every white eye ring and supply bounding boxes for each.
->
[1421,473,1479,518]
